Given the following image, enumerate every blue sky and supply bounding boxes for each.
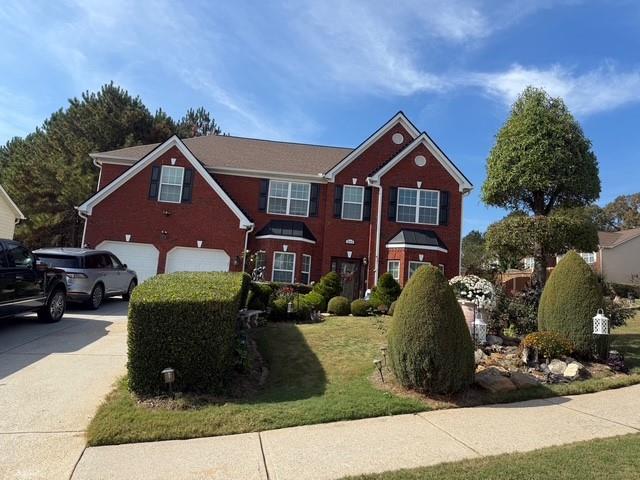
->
[1,0,639,233]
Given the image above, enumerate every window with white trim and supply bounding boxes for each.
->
[272,252,295,283]
[387,260,400,281]
[580,252,596,265]
[438,264,445,274]
[301,254,312,284]
[397,188,439,225]
[408,261,430,279]
[342,185,364,221]
[267,181,310,216]
[158,166,184,203]
[523,257,535,270]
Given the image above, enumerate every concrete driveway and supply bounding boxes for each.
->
[0,299,128,480]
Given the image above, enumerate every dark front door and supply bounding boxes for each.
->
[331,258,363,301]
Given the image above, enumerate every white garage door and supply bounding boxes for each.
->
[97,241,159,283]
[165,247,230,273]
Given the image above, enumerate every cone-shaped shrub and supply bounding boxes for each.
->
[538,250,604,356]
[388,265,474,394]
[370,273,402,310]
[313,272,342,303]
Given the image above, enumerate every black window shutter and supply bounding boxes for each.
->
[363,187,372,221]
[309,184,320,217]
[388,187,398,221]
[148,166,161,200]
[439,191,450,226]
[333,185,343,218]
[181,168,194,203]
[259,179,269,211]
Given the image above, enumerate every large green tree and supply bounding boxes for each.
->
[602,193,640,231]
[0,83,223,247]
[482,87,601,286]
[461,230,487,275]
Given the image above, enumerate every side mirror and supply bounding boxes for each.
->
[123,264,128,269]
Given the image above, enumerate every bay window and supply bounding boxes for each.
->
[387,260,400,281]
[272,252,296,283]
[408,261,430,279]
[301,254,312,284]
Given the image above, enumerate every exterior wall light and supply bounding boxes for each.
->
[125,234,131,242]
[197,240,203,248]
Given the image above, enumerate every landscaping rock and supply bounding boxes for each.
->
[486,335,504,346]
[548,359,567,375]
[510,371,540,389]
[475,367,517,393]
[563,361,584,379]
[474,349,486,365]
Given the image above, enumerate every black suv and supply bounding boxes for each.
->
[0,239,68,323]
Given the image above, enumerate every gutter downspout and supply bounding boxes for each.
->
[242,224,255,273]
[367,178,383,285]
[91,155,103,191]
[76,208,89,248]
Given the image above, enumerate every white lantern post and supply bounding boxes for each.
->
[473,315,488,345]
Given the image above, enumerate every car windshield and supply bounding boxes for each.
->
[37,254,80,269]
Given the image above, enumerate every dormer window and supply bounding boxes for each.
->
[158,166,184,203]
[267,180,310,217]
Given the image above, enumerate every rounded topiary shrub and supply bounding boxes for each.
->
[370,273,401,310]
[302,291,327,312]
[538,250,604,357]
[313,272,342,302]
[388,265,474,394]
[351,299,370,316]
[327,296,350,315]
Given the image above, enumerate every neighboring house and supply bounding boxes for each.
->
[0,184,25,239]
[77,112,473,298]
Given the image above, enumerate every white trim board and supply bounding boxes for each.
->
[368,133,473,192]
[325,112,420,181]
[254,234,316,244]
[78,136,253,228]
[0,184,26,220]
[386,243,448,253]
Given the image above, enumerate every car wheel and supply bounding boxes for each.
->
[88,284,104,310]
[122,279,137,301]
[37,288,66,323]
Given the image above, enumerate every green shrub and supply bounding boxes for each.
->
[522,331,574,360]
[128,272,249,395]
[538,251,604,356]
[388,265,474,394]
[370,273,401,310]
[268,282,312,294]
[490,285,540,336]
[247,282,273,310]
[351,299,370,316]
[301,291,327,312]
[609,282,640,299]
[313,272,342,302]
[388,300,397,316]
[270,297,289,320]
[327,296,350,315]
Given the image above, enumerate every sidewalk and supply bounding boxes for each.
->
[72,384,640,480]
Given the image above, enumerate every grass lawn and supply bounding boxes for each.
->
[87,311,640,446]
[343,433,640,480]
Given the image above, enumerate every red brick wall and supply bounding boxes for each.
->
[99,163,129,189]
[85,146,247,274]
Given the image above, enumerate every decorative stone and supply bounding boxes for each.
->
[548,359,567,375]
[510,372,540,389]
[475,367,517,393]
[563,361,584,379]
[486,335,503,346]
[474,348,486,365]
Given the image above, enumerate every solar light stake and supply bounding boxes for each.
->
[374,359,384,382]
[161,367,175,398]
[380,346,388,367]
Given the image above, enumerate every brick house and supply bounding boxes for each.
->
[78,112,473,299]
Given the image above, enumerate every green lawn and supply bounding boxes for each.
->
[87,311,640,446]
[343,434,640,480]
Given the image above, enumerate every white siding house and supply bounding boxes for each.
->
[0,185,25,239]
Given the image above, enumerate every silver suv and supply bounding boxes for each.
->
[34,248,137,309]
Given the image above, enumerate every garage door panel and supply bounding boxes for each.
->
[165,247,230,273]
[97,241,159,283]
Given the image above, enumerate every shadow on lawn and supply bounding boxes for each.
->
[612,333,640,372]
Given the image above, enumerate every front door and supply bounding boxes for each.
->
[331,258,363,301]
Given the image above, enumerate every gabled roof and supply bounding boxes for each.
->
[367,133,473,192]
[0,185,25,220]
[598,228,640,248]
[386,229,448,253]
[78,136,253,228]
[255,220,317,244]
[91,135,352,178]
[324,112,420,181]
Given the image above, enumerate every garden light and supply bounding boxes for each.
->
[473,316,487,345]
[373,359,384,382]
[593,309,609,335]
[380,346,388,367]
[161,367,176,396]
[287,301,294,314]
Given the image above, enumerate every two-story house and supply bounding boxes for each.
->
[77,112,473,299]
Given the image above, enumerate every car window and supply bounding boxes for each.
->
[0,244,7,268]
[6,243,34,268]
[85,254,101,269]
[110,255,123,269]
[99,254,113,268]
[36,254,80,269]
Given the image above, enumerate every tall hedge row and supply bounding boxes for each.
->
[538,250,604,357]
[128,272,250,395]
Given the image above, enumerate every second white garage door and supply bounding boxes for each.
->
[97,241,159,283]
[165,247,230,273]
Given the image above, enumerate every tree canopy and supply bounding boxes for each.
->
[482,86,601,286]
[461,230,488,275]
[0,83,223,247]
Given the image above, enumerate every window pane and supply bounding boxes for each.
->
[398,188,417,206]
[397,205,416,223]
[343,186,363,203]
[418,207,438,224]
[159,184,182,202]
[419,190,438,207]
[388,261,400,280]
[270,181,289,198]
[342,202,362,220]
[274,253,294,270]
[302,255,311,272]
[290,183,310,200]
[273,270,293,283]
[289,199,308,216]
[267,197,287,214]
[161,166,184,185]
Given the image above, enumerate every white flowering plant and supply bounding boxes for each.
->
[449,275,495,310]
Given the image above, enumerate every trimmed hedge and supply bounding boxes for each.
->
[351,299,370,316]
[128,272,250,395]
[538,251,604,357]
[370,273,401,311]
[327,296,350,315]
[388,265,474,394]
[247,282,273,310]
[302,291,327,312]
[313,272,342,302]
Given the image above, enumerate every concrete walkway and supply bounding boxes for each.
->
[0,300,128,480]
[72,384,640,480]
